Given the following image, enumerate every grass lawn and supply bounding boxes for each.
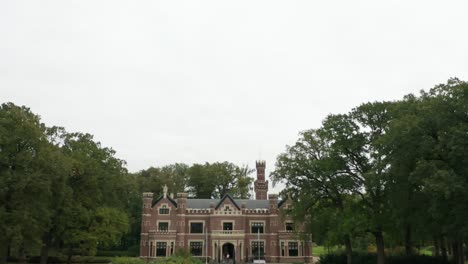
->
[313,246,342,256]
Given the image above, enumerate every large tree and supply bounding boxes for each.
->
[0,103,59,264]
[187,162,253,199]
[271,128,359,264]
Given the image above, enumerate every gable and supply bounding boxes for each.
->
[152,195,177,208]
[215,194,240,210]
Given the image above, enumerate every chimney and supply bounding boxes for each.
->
[177,192,188,209]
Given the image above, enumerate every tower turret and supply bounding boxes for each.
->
[254,160,268,200]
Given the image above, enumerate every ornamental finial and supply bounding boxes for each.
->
[163,184,168,198]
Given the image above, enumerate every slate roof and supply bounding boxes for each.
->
[152,194,283,209]
[186,197,271,209]
[152,195,178,207]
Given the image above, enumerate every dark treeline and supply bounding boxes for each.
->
[0,103,253,264]
[271,79,468,264]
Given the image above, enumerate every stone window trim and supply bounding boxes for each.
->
[250,239,266,258]
[189,220,205,233]
[221,220,235,230]
[280,240,302,257]
[157,220,170,231]
[158,203,171,215]
[250,220,266,234]
[149,240,175,257]
[285,221,294,232]
[188,240,204,256]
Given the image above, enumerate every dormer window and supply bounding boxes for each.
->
[159,205,169,214]
[285,222,294,231]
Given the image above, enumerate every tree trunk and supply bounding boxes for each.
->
[452,241,459,264]
[67,246,73,264]
[458,241,465,264]
[40,233,51,264]
[434,237,440,257]
[464,240,468,261]
[0,242,8,264]
[344,234,352,264]
[373,231,385,264]
[448,240,453,256]
[404,224,413,255]
[18,245,26,264]
[440,237,448,261]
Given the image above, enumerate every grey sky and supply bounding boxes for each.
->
[2,1,468,190]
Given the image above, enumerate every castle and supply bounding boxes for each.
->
[140,161,313,263]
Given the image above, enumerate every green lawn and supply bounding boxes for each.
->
[313,246,342,256]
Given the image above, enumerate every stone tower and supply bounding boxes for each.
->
[254,160,268,200]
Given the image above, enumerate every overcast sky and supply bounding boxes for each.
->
[2,1,468,190]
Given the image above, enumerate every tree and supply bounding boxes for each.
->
[187,162,253,199]
[271,128,359,264]
[0,103,58,264]
[56,132,130,260]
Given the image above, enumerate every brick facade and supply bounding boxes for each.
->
[140,161,313,263]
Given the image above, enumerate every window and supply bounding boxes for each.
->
[156,242,167,257]
[223,222,233,231]
[288,242,298,256]
[158,222,169,231]
[251,222,264,234]
[251,241,265,258]
[285,222,294,232]
[190,242,203,256]
[159,205,170,214]
[190,222,203,233]
[281,242,285,256]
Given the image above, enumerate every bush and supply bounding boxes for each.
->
[318,252,454,264]
[25,256,112,263]
[154,250,203,264]
[319,252,375,264]
[97,250,131,257]
[113,257,146,264]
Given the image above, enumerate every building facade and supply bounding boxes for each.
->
[140,161,313,263]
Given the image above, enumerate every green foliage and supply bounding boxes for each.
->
[113,257,146,264]
[319,253,453,264]
[186,162,253,199]
[155,250,203,264]
[273,79,468,264]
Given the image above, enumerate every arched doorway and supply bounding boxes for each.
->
[222,243,235,263]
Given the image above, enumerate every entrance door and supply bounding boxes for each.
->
[222,243,235,263]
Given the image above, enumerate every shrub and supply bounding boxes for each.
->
[154,250,203,264]
[97,250,131,257]
[27,256,112,263]
[113,257,146,264]
[318,252,454,264]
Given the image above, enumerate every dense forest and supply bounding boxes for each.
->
[272,79,468,264]
[0,102,254,264]
[0,79,467,264]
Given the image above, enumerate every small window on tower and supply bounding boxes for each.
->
[285,222,294,232]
